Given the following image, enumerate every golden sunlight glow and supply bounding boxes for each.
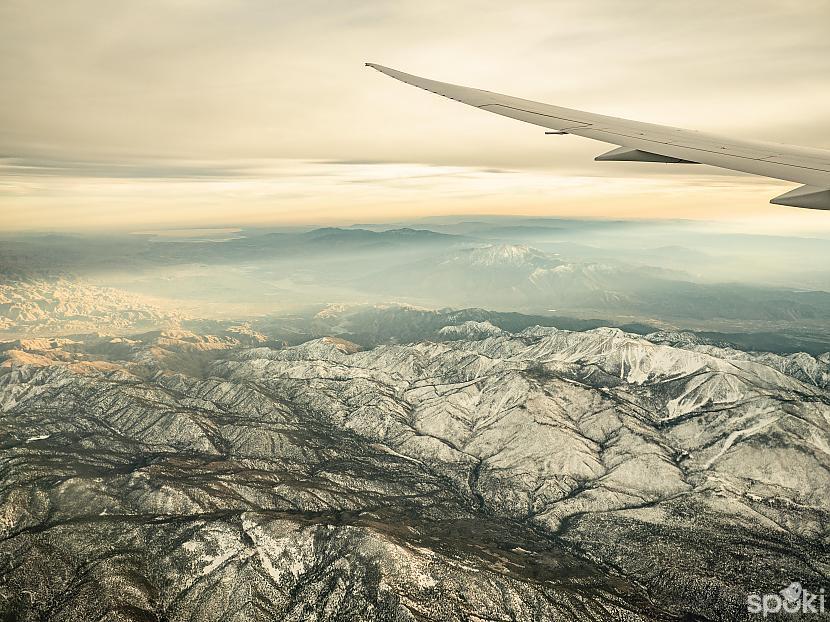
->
[1,1,829,231]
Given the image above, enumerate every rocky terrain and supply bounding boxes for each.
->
[1,321,828,620]
[0,277,181,337]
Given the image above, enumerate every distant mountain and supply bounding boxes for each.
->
[210,226,464,261]
[360,242,830,322]
[4,225,830,339]
[293,303,656,347]
[0,228,467,275]
[461,243,554,267]
[301,226,458,246]
[361,243,657,307]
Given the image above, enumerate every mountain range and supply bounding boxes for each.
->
[4,223,830,343]
[1,318,828,620]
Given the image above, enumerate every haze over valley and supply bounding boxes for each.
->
[4,216,830,354]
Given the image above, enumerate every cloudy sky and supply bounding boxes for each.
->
[2,0,829,232]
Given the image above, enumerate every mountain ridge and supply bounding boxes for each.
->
[1,322,827,620]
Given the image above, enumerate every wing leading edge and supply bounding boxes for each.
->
[366,63,830,210]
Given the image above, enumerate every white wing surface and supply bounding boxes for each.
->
[367,63,830,210]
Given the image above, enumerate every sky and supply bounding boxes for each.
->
[2,0,830,233]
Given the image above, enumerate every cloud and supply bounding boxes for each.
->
[1,0,828,229]
[0,156,257,179]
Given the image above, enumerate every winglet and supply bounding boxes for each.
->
[770,185,830,210]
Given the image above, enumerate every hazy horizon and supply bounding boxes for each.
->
[4,215,830,356]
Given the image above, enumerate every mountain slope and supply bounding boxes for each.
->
[0,326,828,620]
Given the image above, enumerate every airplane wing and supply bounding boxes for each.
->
[366,63,830,210]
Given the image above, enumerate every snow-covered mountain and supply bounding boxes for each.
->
[363,243,646,307]
[437,319,505,339]
[460,243,556,268]
[647,329,830,389]
[1,323,827,620]
[0,277,181,335]
[360,243,830,324]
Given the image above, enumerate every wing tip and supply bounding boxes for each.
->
[770,185,830,210]
[365,63,402,79]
